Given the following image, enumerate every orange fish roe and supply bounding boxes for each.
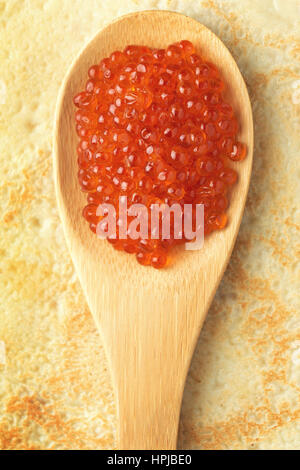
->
[74,40,246,268]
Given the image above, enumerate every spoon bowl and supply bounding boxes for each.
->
[53,10,253,450]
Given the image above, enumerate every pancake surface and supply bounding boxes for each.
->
[0,0,299,449]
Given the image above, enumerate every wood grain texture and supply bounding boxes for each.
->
[53,10,253,450]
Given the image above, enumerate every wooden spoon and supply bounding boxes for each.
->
[53,10,253,450]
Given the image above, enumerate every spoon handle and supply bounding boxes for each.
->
[115,352,184,450]
[99,288,198,450]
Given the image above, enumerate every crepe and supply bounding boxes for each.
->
[0,0,299,450]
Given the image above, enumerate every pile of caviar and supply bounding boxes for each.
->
[74,40,246,268]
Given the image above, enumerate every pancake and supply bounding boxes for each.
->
[0,0,299,449]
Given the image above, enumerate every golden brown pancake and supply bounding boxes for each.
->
[0,0,299,450]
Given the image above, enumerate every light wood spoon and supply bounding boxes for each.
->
[53,10,253,450]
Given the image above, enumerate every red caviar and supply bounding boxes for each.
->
[74,40,246,268]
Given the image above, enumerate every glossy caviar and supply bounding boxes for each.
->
[74,41,247,268]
